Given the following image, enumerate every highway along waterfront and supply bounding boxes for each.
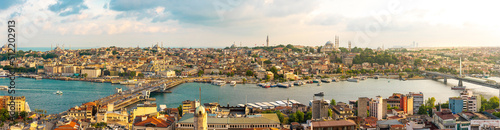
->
[2,77,499,114]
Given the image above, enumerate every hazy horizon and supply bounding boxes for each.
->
[1,0,499,48]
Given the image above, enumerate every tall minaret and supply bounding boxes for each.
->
[266,35,269,47]
[348,41,352,51]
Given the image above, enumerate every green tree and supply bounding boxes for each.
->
[246,70,253,76]
[305,111,312,121]
[177,105,183,117]
[328,109,333,117]
[331,99,336,106]
[296,111,305,123]
[138,73,144,78]
[289,113,298,123]
[493,112,500,118]
[276,111,285,124]
[264,60,272,64]
[417,105,428,115]
[426,97,436,108]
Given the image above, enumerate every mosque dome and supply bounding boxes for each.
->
[325,41,333,45]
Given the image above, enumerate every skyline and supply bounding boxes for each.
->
[1,0,499,48]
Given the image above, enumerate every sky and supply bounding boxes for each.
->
[0,0,499,48]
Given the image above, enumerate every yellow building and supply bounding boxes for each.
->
[81,67,102,78]
[132,102,158,119]
[4,96,28,112]
[182,100,200,115]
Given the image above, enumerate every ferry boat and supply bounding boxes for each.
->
[212,80,226,86]
[120,79,138,85]
[35,76,42,80]
[270,84,277,88]
[230,81,237,86]
[452,85,466,90]
[55,90,63,95]
[261,83,271,88]
[0,86,8,90]
[347,78,359,82]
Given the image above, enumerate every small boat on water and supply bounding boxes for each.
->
[262,83,271,88]
[111,80,122,84]
[212,80,226,86]
[347,78,359,82]
[270,84,277,88]
[35,76,42,80]
[55,90,63,95]
[0,86,8,90]
[230,81,237,86]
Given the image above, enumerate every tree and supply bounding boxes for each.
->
[246,70,254,76]
[112,50,118,55]
[138,73,144,78]
[330,99,336,106]
[493,112,500,118]
[82,73,88,78]
[276,111,285,124]
[264,60,272,64]
[328,109,333,117]
[305,111,312,121]
[426,97,436,108]
[177,105,183,117]
[417,105,428,115]
[296,111,305,123]
[289,113,298,123]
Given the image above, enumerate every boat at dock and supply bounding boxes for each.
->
[347,78,359,82]
[212,80,226,86]
[0,86,8,90]
[277,83,290,88]
[312,79,320,83]
[230,81,236,86]
[321,79,331,83]
[120,79,138,85]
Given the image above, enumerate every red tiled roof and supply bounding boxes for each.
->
[311,120,356,128]
[134,117,171,128]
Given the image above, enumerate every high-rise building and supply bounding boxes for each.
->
[312,92,329,120]
[369,96,384,120]
[400,95,413,115]
[410,92,424,114]
[449,97,464,114]
[357,97,369,118]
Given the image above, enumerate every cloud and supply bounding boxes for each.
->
[0,0,23,10]
[48,0,89,16]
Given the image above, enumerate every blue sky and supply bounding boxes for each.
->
[1,0,499,48]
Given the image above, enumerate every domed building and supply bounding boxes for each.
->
[321,41,335,52]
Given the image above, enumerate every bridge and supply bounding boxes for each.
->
[424,71,499,88]
[94,76,221,111]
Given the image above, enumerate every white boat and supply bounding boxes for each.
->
[120,79,138,85]
[0,71,8,77]
[347,78,359,82]
[230,81,236,86]
[212,80,226,86]
[0,86,8,90]
[55,90,63,95]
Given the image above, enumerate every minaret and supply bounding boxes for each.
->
[266,35,269,47]
[194,87,207,130]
